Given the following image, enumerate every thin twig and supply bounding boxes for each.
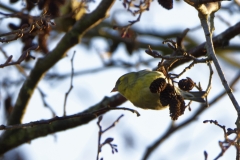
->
[0,47,56,116]
[102,114,124,133]
[203,120,239,160]
[199,13,240,114]
[97,116,103,160]
[0,46,58,118]
[38,88,56,117]
[63,51,76,116]
[114,0,151,38]
[0,45,38,68]
[142,72,240,160]
[204,62,214,107]
[0,11,54,43]
[96,115,123,160]
[0,47,27,75]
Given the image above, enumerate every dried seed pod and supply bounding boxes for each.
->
[159,84,175,106]
[176,95,185,115]
[178,77,195,91]
[169,96,181,120]
[149,78,167,93]
[157,0,173,10]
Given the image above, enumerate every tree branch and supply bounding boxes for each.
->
[142,71,240,160]
[170,21,240,69]
[0,94,127,154]
[7,0,116,125]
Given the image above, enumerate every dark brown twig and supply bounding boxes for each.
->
[63,51,76,116]
[38,88,56,117]
[96,115,123,160]
[203,120,240,160]
[142,72,240,160]
[0,12,55,43]
[114,0,151,38]
[0,11,54,43]
[146,46,211,79]
[0,45,38,68]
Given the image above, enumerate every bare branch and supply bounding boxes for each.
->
[63,51,76,116]
[203,120,239,160]
[7,0,116,125]
[38,88,56,117]
[142,72,240,159]
[0,107,139,131]
[0,45,38,68]
[96,115,123,160]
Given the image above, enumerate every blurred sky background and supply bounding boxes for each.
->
[0,0,240,160]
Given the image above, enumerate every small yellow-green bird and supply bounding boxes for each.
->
[111,70,206,110]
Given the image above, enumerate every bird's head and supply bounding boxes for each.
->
[111,73,130,93]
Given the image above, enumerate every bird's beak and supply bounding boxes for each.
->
[111,87,117,92]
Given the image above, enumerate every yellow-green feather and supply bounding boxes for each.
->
[117,70,167,109]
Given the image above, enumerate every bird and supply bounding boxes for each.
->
[111,70,206,110]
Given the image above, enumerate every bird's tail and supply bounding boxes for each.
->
[182,91,206,103]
